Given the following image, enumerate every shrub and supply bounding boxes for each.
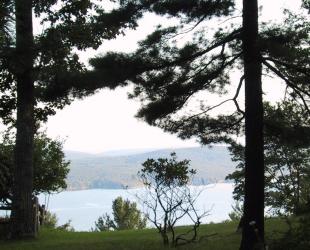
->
[93,196,146,231]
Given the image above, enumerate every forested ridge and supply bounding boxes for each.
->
[65,146,234,190]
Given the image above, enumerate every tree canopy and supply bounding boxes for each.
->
[1,0,309,246]
[0,0,148,124]
[93,196,146,231]
[58,2,308,249]
[0,0,150,238]
[227,102,310,215]
[53,2,309,138]
[0,132,70,206]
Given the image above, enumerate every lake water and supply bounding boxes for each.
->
[38,183,234,231]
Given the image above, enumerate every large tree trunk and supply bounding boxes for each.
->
[240,0,265,249]
[10,0,35,238]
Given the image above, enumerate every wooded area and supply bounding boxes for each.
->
[0,0,309,249]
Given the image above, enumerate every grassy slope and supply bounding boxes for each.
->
[0,219,286,250]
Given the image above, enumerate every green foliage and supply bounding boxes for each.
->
[140,152,196,187]
[139,153,207,247]
[56,220,75,232]
[43,210,75,232]
[112,196,147,230]
[93,214,114,232]
[226,102,310,215]
[270,213,310,250]
[33,133,70,195]
[228,202,243,222]
[0,0,147,125]
[0,134,12,205]
[74,1,309,146]
[93,196,146,231]
[0,131,70,205]
[43,211,58,229]
[303,0,310,12]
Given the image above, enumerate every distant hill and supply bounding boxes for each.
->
[65,146,236,190]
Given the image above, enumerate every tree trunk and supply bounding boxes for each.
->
[161,231,169,246]
[295,166,300,214]
[10,0,35,239]
[240,0,265,249]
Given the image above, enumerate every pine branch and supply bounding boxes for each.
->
[262,60,310,113]
[263,57,310,77]
[171,73,244,128]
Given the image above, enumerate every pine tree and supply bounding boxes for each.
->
[37,1,309,248]
[0,0,145,239]
[227,102,310,215]
[12,0,36,238]
[93,196,147,231]
[241,0,264,248]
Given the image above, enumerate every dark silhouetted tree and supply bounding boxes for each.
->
[0,131,70,207]
[34,1,309,248]
[226,102,310,216]
[0,0,146,238]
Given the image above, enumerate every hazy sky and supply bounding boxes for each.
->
[39,0,301,153]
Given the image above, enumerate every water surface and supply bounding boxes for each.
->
[39,183,234,231]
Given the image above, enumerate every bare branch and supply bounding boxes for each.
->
[166,14,209,40]
[219,15,242,25]
[233,75,245,115]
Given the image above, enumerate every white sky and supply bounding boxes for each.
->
[37,0,301,153]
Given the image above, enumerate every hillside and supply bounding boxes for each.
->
[65,146,236,190]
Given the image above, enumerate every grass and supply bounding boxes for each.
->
[0,219,288,250]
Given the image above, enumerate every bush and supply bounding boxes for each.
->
[138,153,208,247]
[228,202,243,221]
[43,210,74,232]
[270,213,310,250]
[43,211,58,229]
[93,196,146,231]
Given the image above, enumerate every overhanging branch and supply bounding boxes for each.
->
[262,60,310,113]
[263,57,310,77]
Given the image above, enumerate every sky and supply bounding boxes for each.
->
[37,0,302,154]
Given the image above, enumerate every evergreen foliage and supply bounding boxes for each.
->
[60,3,309,143]
[226,102,310,215]
[0,0,147,238]
[93,196,146,231]
[65,2,309,248]
[1,0,308,246]
[0,0,148,124]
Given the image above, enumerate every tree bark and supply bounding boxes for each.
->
[240,0,265,249]
[10,0,35,238]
